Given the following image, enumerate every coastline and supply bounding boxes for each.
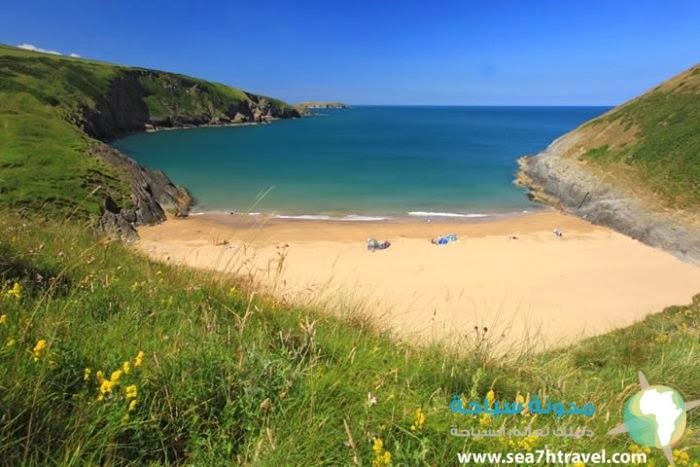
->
[517,129,700,266]
[186,206,543,224]
[136,210,700,350]
[141,118,281,135]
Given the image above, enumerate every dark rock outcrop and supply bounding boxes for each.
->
[97,195,139,243]
[517,132,700,265]
[82,73,152,142]
[90,144,192,233]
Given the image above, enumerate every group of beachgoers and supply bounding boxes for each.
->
[366,233,459,252]
[366,228,565,252]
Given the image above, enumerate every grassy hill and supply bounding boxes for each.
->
[0,44,299,220]
[569,64,700,213]
[0,212,698,465]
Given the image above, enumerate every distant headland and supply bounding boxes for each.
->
[297,101,350,110]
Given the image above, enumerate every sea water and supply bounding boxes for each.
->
[112,106,608,220]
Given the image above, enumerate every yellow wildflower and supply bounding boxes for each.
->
[410,407,426,431]
[0,314,7,325]
[517,435,537,451]
[122,361,131,374]
[573,462,586,467]
[121,414,129,423]
[110,370,122,383]
[6,338,15,348]
[134,350,145,367]
[128,399,137,412]
[515,394,525,405]
[486,389,495,404]
[673,449,690,466]
[32,339,47,362]
[372,437,383,455]
[5,282,21,300]
[83,368,91,382]
[629,444,651,455]
[229,286,237,295]
[95,370,104,382]
[479,413,491,427]
[125,384,137,399]
[100,379,113,395]
[371,437,392,467]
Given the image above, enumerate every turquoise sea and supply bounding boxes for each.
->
[112,106,609,220]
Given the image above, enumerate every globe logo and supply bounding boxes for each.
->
[624,385,686,447]
[608,372,699,466]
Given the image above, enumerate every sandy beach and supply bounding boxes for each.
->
[136,210,700,350]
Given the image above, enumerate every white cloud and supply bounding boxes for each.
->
[17,43,62,55]
[17,43,82,58]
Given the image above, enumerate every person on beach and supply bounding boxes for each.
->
[431,233,457,245]
[367,238,391,251]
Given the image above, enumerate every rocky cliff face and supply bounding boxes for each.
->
[82,70,301,142]
[517,132,700,265]
[80,69,301,241]
[91,145,192,241]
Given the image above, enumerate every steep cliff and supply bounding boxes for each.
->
[82,69,301,142]
[517,64,700,264]
[0,44,301,240]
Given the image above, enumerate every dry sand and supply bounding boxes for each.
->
[136,210,700,350]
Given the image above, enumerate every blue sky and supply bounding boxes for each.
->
[1,0,699,105]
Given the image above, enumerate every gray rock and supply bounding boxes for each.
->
[97,196,139,243]
[90,144,193,228]
[517,133,700,265]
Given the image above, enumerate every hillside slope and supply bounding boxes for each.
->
[0,44,300,238]
[1,211,698,465]
[518,63,700,264]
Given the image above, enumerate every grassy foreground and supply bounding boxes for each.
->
[0,212,698,466]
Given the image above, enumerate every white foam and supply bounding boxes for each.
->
[407,211,489,218]
[274,214,333,220]
[339,215,389,222]
[272,214,389,222]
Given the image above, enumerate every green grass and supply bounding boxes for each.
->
[583,144,610,161]
[0,48,129,218]
[0,212,698,465]
[580,65,700,210]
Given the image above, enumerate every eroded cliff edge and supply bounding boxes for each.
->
[517,132,700,265]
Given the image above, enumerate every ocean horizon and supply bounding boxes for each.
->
[112,105,610,219]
